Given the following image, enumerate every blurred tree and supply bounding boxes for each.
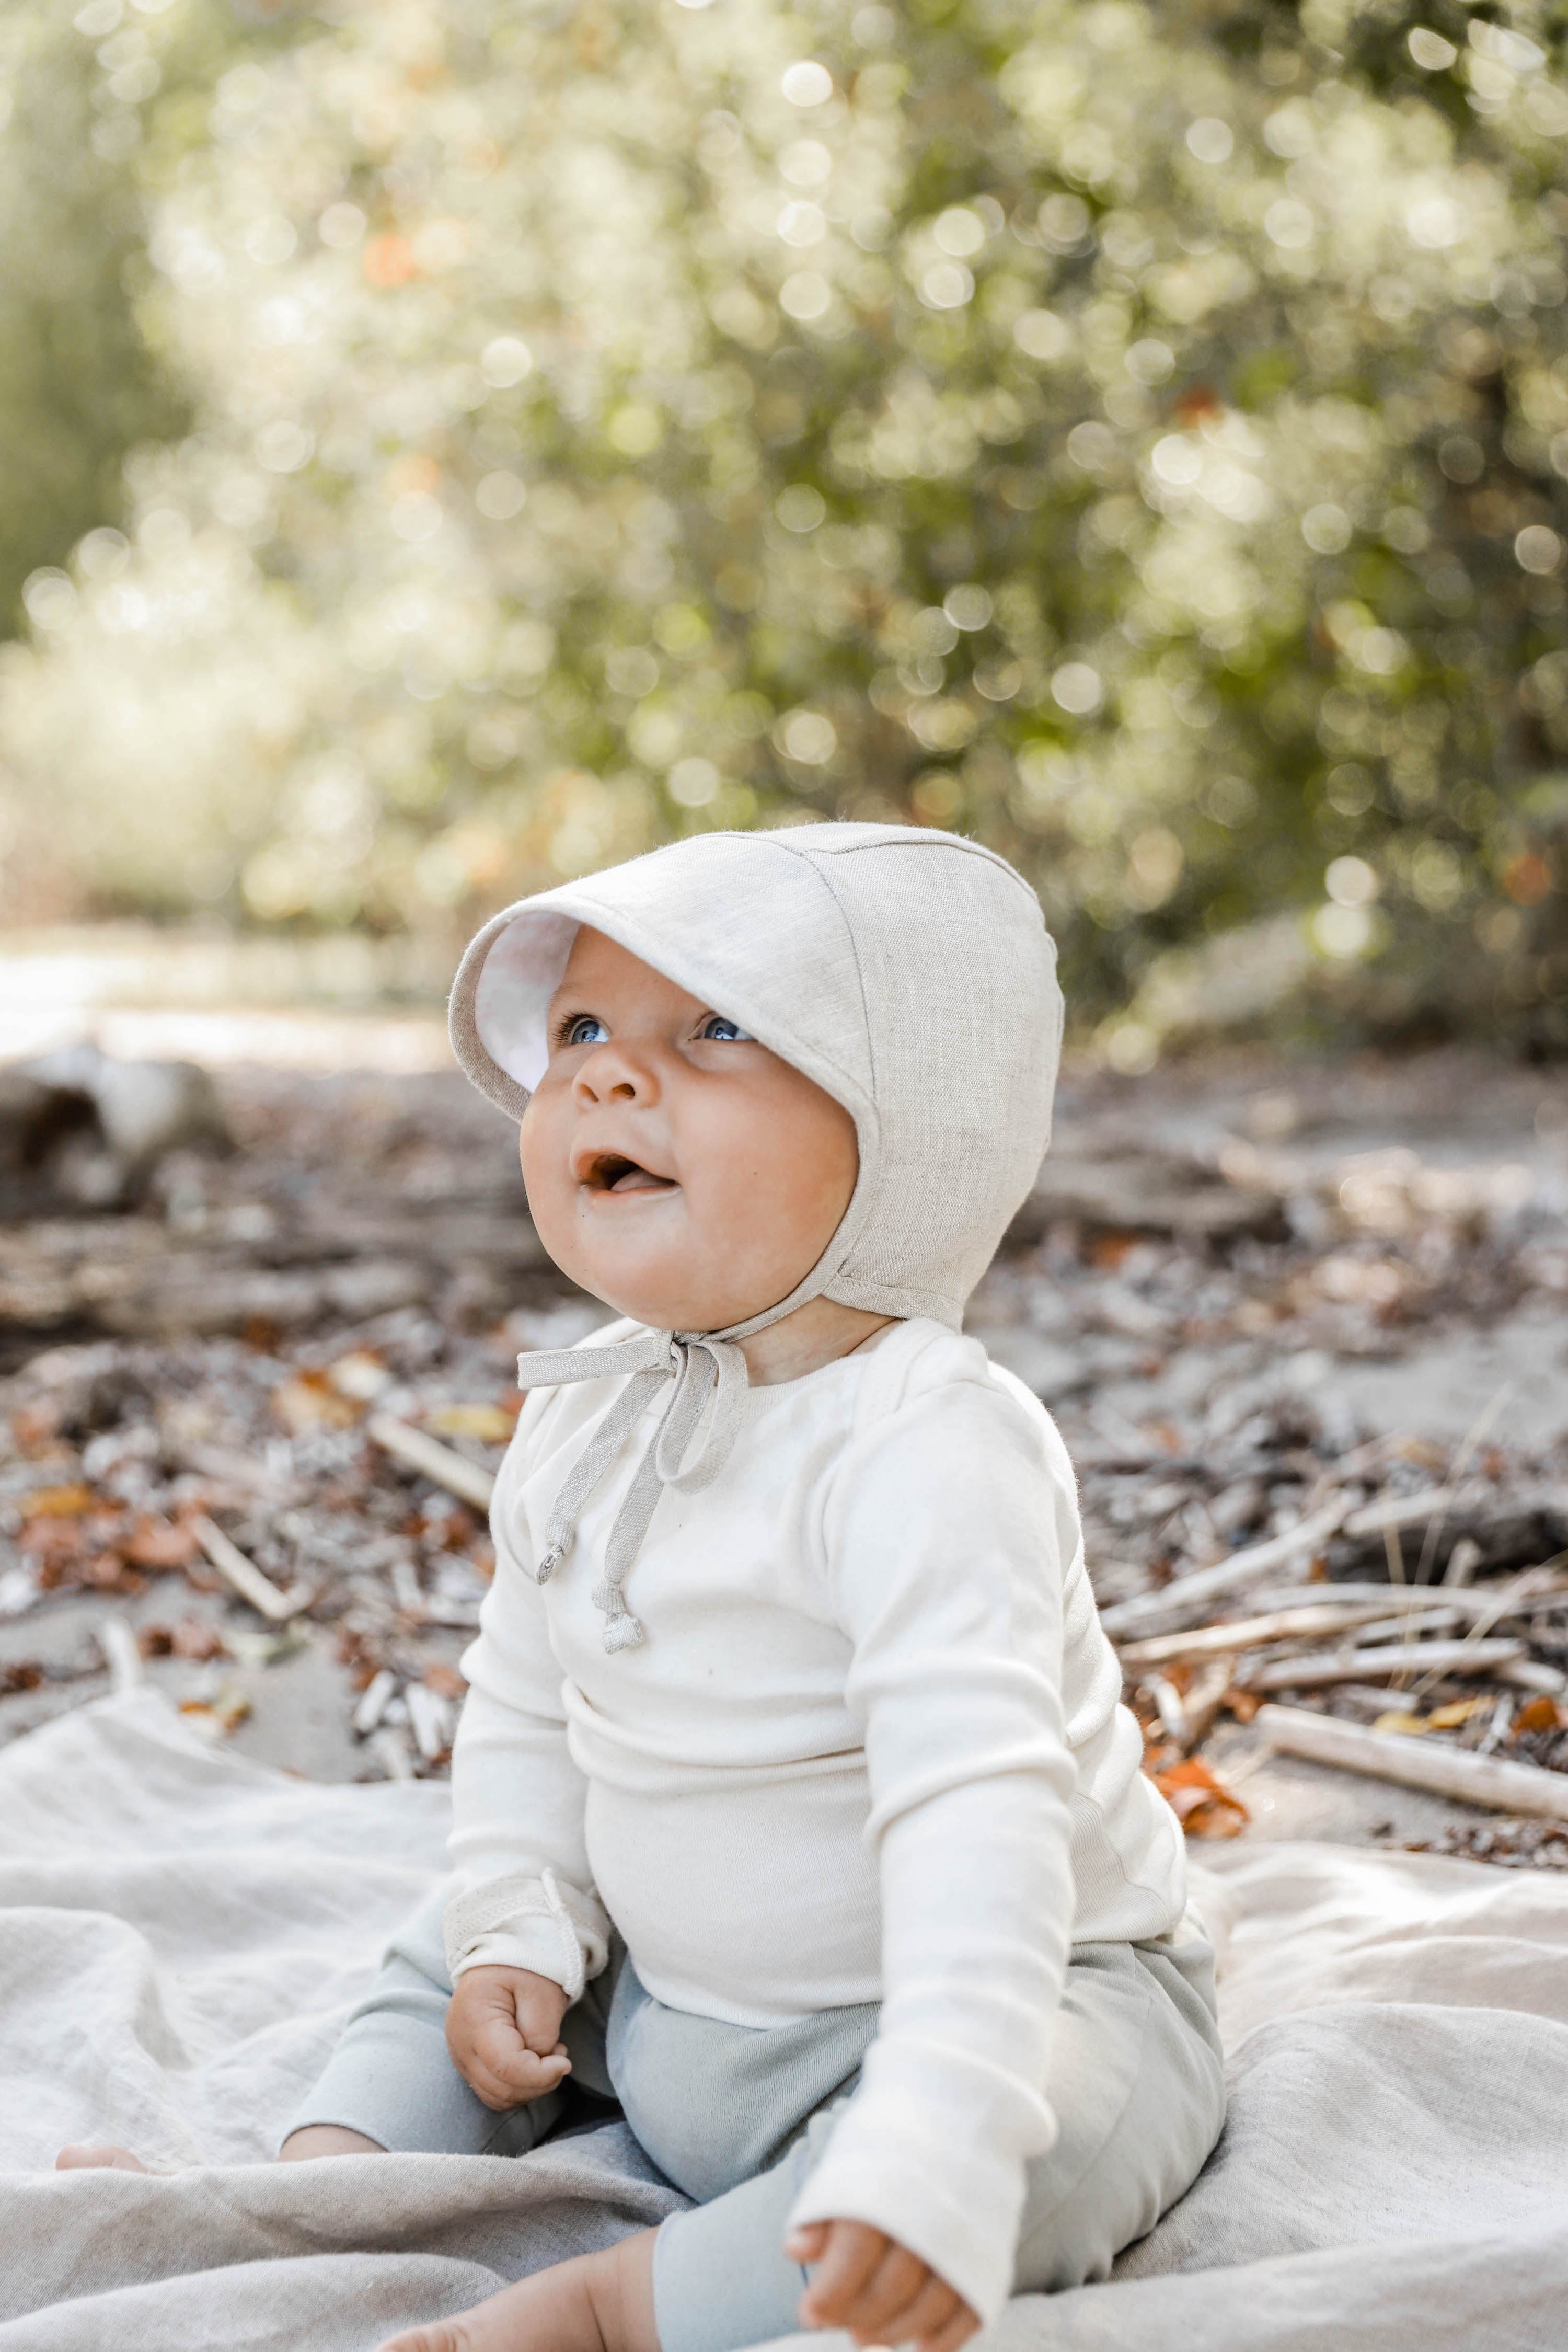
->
[0,2,188,638]
[1,0,1564,1051]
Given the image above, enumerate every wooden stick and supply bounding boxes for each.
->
[1119,1597,1457,1668]
[1242,1636,1523,1692]
[1237,1572,1568,1623]
[1340,1485,1470,1540]
[406,1682,454,1761]
[1258,1702,1568,1823]
[97,1614,144,1696]
[352,1668,398,1737]
[1349,1608,1461,1645]
[191,1515,303,1622]
[1098,1497,1350,1635]
[367,1414,497,1513]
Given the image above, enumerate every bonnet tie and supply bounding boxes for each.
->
[511,1331,750,1652]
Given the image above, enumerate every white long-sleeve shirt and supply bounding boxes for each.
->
[446,1316,1187,2322]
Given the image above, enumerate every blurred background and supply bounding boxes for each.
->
[4,1,1568,1828]
[2,0,1566,1065]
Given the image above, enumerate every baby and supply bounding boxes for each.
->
[63,823,1225,2352]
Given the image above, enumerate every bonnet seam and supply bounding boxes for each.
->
[760,837,881,1102]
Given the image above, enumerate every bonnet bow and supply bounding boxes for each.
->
[512,1329,750,1651]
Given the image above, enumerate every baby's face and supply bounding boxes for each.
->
[518,926,859,1332]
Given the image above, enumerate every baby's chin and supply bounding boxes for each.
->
[532,1203,802,1335]
[563,1256,782,1338]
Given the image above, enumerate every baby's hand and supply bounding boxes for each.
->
[445,1965,572,2111]
[787,2219,978,2352]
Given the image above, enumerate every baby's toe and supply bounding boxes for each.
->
[55,2144,151,2173]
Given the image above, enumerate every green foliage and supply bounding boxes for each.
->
[0,2,188,637]
[1,0,1565,1050]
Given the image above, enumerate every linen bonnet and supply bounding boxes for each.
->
[449,821,1063,1646]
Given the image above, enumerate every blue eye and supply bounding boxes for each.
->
[700,1016,754,1043]
[564,1015,609,1047]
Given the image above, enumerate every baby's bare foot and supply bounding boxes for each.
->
[55,2145,157,2173]
[374,2227,659,2352]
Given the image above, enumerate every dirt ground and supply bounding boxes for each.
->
[3,1026,1566,1871]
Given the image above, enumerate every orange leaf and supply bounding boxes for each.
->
[272,1372,361,1436]
[22,1484,93,1518]
[123,1516,200,1571]
[428,1403,515,1443]
[1513,1694,1565,1737]
[1150,1754,1250,1839]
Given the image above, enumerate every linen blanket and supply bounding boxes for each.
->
[1,1690,1563,2350]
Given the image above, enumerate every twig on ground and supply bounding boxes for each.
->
[1144,1672,1191,1748]
[1121,1596,1457,1669]
[367,1725,414,1782]
[1341,1486,1472,1541]
[405,1681,453,1761]
[1242,1636,1524,1692]
[351,1669,398,1737]
[1099,1497,1351,1635]
[1259,1701,1568,1823]
[366,1414,497,1514]
[1415,1383,1514,1582]
[97,1615,143,1696]
[191,1516,306,1622]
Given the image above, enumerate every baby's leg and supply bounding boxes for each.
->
[279,1885,561,2159]
[373,2223,661,2352]
[57,2122,383,2173]
[59,1888,591,2175]
[1009,1928,1226,2292]
[647,1931,1226,2352]
[377,1965,879,2352]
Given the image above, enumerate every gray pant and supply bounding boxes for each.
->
[287,1893,1226,2352]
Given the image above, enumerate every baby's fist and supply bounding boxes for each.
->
[787,2219,977,2352]
[445,1965,571,2112]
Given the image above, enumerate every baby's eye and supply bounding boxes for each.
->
[563,1014,609,1048]
[698,1015,754,1043]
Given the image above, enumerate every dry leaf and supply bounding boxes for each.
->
[1376,1695,1497,1736]
[271,1371,361,1435]
[1424,1696,1494,1731]
[179,1685,252,1739]
[422,1663,467,1700]
[21,1484,93,1519]
[428,1403,515,1443]
[328,1350,392,1403]
[20,1519,86,1568]
[1512,1694,1566,1737]
[1149,1754,1249,1839]
[123,1516,200,1571]
[168,1620,228,1661]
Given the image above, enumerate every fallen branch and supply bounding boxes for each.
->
[1259,1702,1568,1824]
[1242,1636,1524,1692]
[366,1414,497,1514]
[97,1615,143,1696]
[1099,1498,1350,1635]
[191,1515,306,1622]
[1340,1485,1471,1540]
[1240,1570,1568,1623]
[351,1668,398,1737]
[1119,1595,1459,1669]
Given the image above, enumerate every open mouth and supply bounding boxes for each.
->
[582,1151,678,1197]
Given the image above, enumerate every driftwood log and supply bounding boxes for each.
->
[1260,1704,1568,1823]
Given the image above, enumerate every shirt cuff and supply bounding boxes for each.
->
[442,1867,607,2001]
[785,2051,1054,2325]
